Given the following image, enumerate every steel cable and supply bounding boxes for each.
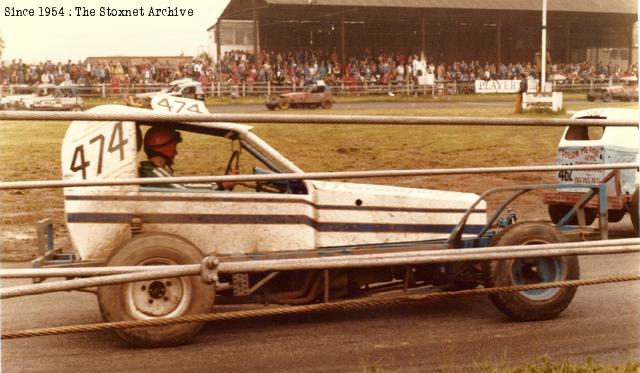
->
[3,274,639,340]
[0,111,637,126]
[2,163,638,190]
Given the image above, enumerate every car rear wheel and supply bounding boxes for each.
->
[97,233,215,347]
[321,98,333,109]
[278,100,290,110]
[548,204,596,226]
[602,92,612,102]
[607,209,626,223]
[483,222,579,321]
[586,93,596,102]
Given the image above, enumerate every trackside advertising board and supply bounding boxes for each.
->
[475,79,538,93]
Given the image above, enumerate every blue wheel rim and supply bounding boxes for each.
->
[511,257,564,300]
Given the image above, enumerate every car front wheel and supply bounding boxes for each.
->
[483,222,579,321]
[548,204,596,226]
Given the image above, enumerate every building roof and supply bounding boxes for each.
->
[261,0,636,14]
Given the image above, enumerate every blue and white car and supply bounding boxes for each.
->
[55,95,580,346]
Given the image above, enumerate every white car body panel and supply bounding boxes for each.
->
[557,108,639,194]
[311,181,485,247]
[62,101,486,261]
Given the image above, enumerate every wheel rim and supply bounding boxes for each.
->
[511,240,564,300]
[125,257,192,319]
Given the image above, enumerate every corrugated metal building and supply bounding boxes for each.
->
[210,0,637,66]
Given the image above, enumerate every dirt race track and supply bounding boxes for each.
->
[1,100,639,371]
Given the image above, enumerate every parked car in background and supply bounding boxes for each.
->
[0,85,36,110]
[587,77,638,102]
[265,80,334,110]
[17,84,84,111]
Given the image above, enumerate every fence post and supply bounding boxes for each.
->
[242,81,246,97]
[210,82,214,97]
[102,84,106,98]
[267,80,271,95]
[217,82,221,97]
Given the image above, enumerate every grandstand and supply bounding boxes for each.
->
[208,0,637,68]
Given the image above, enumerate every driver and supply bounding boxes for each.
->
[139,126,236,190]
[139,126,187,189]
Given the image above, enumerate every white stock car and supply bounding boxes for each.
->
[0,85,35,110]
[544,108,639,234]
[57,95,581,346]
[127,78,205,107]
[19,84,84,111]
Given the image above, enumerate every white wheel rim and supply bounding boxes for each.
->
[125,257,192,319]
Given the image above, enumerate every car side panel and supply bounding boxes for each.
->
[65,191,317,260]
[312,181,486,247]
[62,106,140,260]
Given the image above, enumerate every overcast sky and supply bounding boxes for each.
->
[0,0,230,63]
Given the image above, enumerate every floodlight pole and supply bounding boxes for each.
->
[541,0,547,92]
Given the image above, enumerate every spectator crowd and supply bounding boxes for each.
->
[1,47,637,91]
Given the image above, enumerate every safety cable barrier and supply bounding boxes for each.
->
[0,111,638,126]
[1,239,638,299]
[1,163,638,190]
[3,274,639,340]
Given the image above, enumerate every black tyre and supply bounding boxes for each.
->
[265,95,279,110]
[98,233,215,347]
[547,204,596,226]
[602,92,612,102]
[586,94,596,102]
[607,209,626,223]
[483,222,579,321]
[631,187,639,236]
[321,98,333,109]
